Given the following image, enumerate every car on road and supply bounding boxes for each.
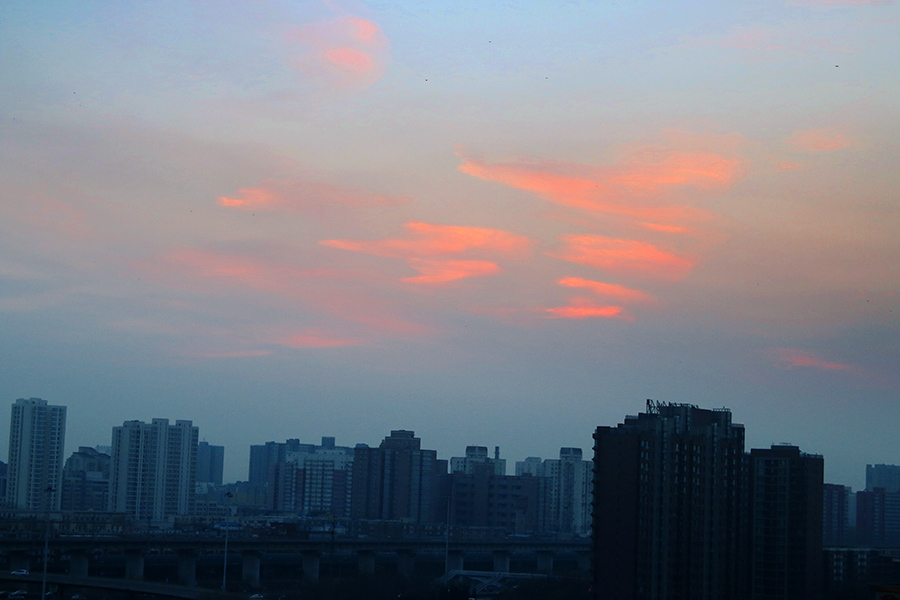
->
[10,570,28,575]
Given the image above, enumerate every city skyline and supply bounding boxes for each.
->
[1,1,898,492]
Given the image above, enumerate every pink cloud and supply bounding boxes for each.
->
[192,350,274,358]
[402,259,501,284]
[457,149,737,229]
[557,277,653,303]
[286,16,389,90]
[142,247,429,337]
[788,128,853,153]
[322,222,531,259]
[217,180,409,215]
[773,348,854,371]
[543,298,627,319]
[549,234,695,280]
[278,329,362,348]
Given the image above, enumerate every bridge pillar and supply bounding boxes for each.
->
[445,549,464,573]
[493,549,511,573]
[357,550,376,575]
[396,550,416,578]
[124,548,145,580]
[536,550,554,575]
[241,550,261,588]
[68,549,90,577]
[8,551,30,572]
[577,550,592,572]
[301,551,321,584]
[176,548,198,587]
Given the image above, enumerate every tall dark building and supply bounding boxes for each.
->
[592,401,748,600]
[196,441,224,485]
[857,487,900,547]
[748,444,824,600]
[351,430,442,522]
[60,446,110,512]
[823,483,851,547]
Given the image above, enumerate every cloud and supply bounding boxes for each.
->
[457,148,737,229]
[788,128,853,153]
[544,298,627,319]
[322,221,531,258]
[278,329,362,348]
[402,259,501,284]
[549,235,695,280]
[285,15,389,90]
[321,222,531,284]
[557,277,653,303]
[217,180,409,215]
[773,348,854,371]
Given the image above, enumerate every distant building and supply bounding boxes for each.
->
[6,398,67,511]
[108,418,198,521]
[592,401,748,600]
[823,483,852,547]
[867,464,900,494]
[267,436,354,517]
[248,439,307,485]
[749,444,824,600]
[61,446,110,512]
[351,430,443,522]
[196,441,224,485]
[450,446,506,476]
[445,459,542,535]
[857,487,900,547]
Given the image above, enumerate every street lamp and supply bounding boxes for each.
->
[42,486,53,599]
[221,492,233,591]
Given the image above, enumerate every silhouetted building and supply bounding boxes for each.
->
[109,418,198,521]
[450,445,506,476]
[823,483,852,547]
[446,462,542,535]
[749,444,824,600]
[248,439,307,485]
[267,436,353,517]
[60,446,110,512]
[857,487,900,547]
[867,464,900,494]
[351,430,442,522]
[592,400,748,600]
[6,398,67,511]
[196,441,224,485]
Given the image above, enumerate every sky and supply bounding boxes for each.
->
[1,0,898,489]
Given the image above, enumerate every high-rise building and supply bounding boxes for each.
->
[857,487,900,548]
[749,444,824,600]
[6,398,67,511]
[542,447,592,536]
[867,464,900,494]
[823,483,852,547]
[267,436,354,517]
[450,446,506,476]
[196,441,225,485]
[108,418,198,521]
[445,462,542,535]
[592,401,748,600]
[351,430,442,522]
[60,446,110,512]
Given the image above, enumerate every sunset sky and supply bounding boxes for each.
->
[1,0,898,488]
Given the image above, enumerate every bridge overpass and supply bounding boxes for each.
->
[0,534,592,590]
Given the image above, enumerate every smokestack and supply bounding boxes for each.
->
[494,446,500,460]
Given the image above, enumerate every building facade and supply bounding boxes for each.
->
[60,446,110,512]
[108,418,198,521]
[267,437,354,517]
[196,441,224,485]
[749,444,824,600]
[6,398,67,511]
[351,430,443,522]
[592,401,748,600]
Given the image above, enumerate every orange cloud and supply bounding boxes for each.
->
[321,222,531,259]
[544,298,627,319]
[457,149,737,227]
[279,329,362,348]
[788,128,853,153]
[550,235,695,280]
[402,259,500,284]
[286,16,389,90]
[217,180,408,214]
[773,348,854,371]
[557,277,653,303]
